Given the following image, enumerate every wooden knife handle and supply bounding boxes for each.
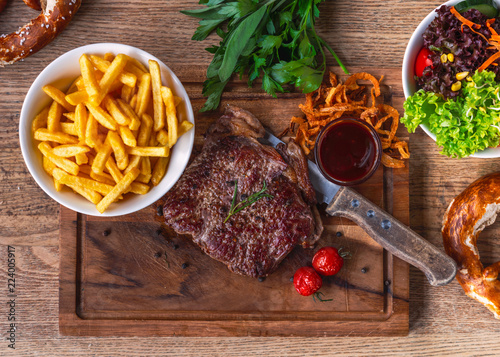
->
[325,186,457,286]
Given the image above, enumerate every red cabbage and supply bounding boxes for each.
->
[416,5,500,99]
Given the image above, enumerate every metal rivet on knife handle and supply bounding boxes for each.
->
[325,186,457,286]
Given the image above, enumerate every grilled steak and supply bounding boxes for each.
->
[162,105,323,277]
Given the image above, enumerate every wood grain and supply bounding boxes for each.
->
[1,0,500,355]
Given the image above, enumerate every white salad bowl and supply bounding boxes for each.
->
[19,43,195,216]
[402,0,500,158]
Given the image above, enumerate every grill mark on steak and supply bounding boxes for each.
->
[162,105,323,277]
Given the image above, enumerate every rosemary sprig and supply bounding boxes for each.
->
[224,180,273,223]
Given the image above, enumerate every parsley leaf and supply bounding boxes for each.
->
[182,0,348,111]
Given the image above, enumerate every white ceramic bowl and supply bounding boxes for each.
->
[20,43,195,216]
[402,0,500,158]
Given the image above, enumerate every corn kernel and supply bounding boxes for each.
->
[456,71,469,80]
[447,53,454,62]
[451,81,462,91]
[441,54,448,63]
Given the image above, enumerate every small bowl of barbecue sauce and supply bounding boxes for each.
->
[314,117,382,186]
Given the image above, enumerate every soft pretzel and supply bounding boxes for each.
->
[0,0,81,66]
[23,0,42,11]
[442,173,500,319]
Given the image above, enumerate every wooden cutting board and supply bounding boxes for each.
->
[59,66,409,337]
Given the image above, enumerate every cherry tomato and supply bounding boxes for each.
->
[312,247,344,276]
[293,266,322,296]
[415,47,434,77]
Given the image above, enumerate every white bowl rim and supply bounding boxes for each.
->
[19,43,195,216]
[402,0,500,159]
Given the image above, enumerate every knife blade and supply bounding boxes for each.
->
[260,129,457,286]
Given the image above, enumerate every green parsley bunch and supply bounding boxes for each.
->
[181,0,348,111]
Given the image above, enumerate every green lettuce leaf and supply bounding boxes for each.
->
[401,70,500,158]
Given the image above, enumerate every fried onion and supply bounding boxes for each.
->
[285,71,409,168]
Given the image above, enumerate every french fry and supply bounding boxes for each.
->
[60,123,78,136]
[130,182,150,194]
[63,112,76,121]
[135,73,151,117]
[136,173,152,184]
[102,95,130,126]
[53,168,102,204]
[95,54,128,105]
[117,125,136,147]
[47,101,62,133]
[103,53,114,62]
[149,60,165,132]
[105,157,123,184]
[32,107,49,132]
[121,84,135,103]
[52,145,90,157]
[74,103,87,142]
[42,156,56,175]
[151,156,170,186]
[66,75,82,95]
[65,90,88,106]
[34,128,78,144]
[43,85,75,112]
[85,103,117,130]
[161,86,178,147]
[96,167,140,213]
[149,131,158,147]
[74,76,86,92]
[90,171,116,186]
[128,146,169,157]
[178,120,194,137]
[156,129,169,146]
[124,55,148,72]
[105,158,150,194]
[79,164,114,185]
[116,99,141,130]
[140,156,151,176]
[58,173,114,195]
[38,142,79,176]
[124,155,141,175]
[79,54,101,105]
[42,157,63,191]
[75,153,88,165]
[124,62,146,79]
[129,94,137,108]
[91,140,112,174]
[89,55,137,87]
[138,113,153,146]
[85,114,100,149]
[107,131,128,170]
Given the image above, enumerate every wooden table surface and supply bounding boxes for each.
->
[1,0,500,355]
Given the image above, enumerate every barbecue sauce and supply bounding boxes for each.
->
[315,118,381,185]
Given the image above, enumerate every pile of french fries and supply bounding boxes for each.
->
[32,53,193,213]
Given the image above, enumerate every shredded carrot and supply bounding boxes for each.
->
[487,19,499,36]
[479,52,500,71]
[450,6,481,32]
[449,10,500,72]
